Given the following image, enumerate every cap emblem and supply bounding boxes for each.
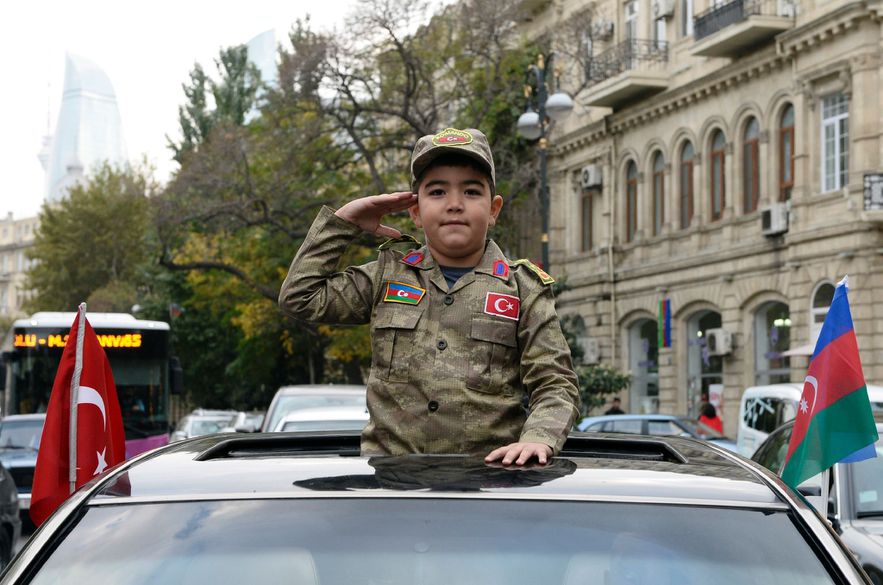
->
[432,128,473,147]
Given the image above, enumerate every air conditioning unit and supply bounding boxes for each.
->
[778,0,796,17]
[652,0,675,18]
[761,203,789,236]
[581,164,603,189]
[577,337,601,365]
[706,328,733,356]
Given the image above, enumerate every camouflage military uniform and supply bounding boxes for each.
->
[279,206,581,456]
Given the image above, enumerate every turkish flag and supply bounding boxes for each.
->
[30,306,126,527]
[484,292,520,321]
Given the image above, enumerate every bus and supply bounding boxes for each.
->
[1,312,182,458]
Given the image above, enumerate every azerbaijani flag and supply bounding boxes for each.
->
[780,276,878,489]
[383,281,425,305]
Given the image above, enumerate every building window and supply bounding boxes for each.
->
[779,104,795,201]
[743,118,760,213]
[581,191,594,252]
[681,0,694,36]
[754,301,791,385]
[652,152,665,236]
[629,319,659,414]
[625,0,639,40]
[811,282,835,346]
[710,130,726,221]
[821,93,849,193]
[687,310,723,418]
[626,161,638,242]
[680,142,694,229]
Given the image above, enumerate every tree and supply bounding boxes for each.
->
[25,163,156,312]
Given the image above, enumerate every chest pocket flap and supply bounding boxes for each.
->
[374,305,424,330]
[470,316,517,348]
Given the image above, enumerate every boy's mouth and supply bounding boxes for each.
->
[441,220,468,226]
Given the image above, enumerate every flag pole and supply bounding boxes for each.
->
[820,467,830,520]
[68,302,87,495]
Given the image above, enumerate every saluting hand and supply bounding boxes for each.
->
[335,192,418,239]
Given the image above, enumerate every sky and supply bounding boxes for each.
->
[0,0,363,220]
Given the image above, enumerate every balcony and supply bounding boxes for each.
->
[581,39,670,109]
[691,0,794,58]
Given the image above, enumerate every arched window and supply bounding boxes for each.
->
[811,282,835,346]
[687,310,723,417]
[652,152,665,236]
[710,130,726,221]
[679,142,694,229]
[626,161,638,242]
[779,104,795,201]
[629,319,659,413]
[743,118,760,213]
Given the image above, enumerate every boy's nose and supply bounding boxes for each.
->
[446,194,465,211]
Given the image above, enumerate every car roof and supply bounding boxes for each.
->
[277,406,369,423]
[274,384,367,396]
[581,414,682,423]
[85,432,787,509]
[0,414,47,422]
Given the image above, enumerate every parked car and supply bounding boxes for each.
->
[272,406,369,432]
[752,417,883,584]
[577,413,738,452]
[1,431,871,584]
[0,464,20,571]
[170,409,238,442]
[0,413,45,522]
[261,385,367,432]
[738,383,883,457]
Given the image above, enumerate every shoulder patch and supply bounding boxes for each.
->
[400,251,424,266]
[378,233,421,251]
[512,259,555,285]
[492,260,509,280]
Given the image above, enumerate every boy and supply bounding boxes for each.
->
[279,127,580,465]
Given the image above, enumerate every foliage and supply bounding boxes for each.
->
[25,163,156,313]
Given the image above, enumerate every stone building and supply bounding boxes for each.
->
[521,0,883,433]
[0,213,38,319]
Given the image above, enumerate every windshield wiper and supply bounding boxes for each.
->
[856,511,883,519]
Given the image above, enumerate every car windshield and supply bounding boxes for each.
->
[0,419,44,450]
[266,393,366,431]
[29,499,837,585]
[280,420,367,432]
[676,418,727,439]
[188,418,234,436]
[851,442,883,517]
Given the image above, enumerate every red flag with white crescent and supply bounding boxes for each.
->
[484,292,520,321]
[30,304,126,526]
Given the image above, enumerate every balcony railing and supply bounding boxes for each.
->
[588,39,669,84]
[695,0,793,41]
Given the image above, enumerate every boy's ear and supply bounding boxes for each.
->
[488,194,504,227]
[408,198,423,228]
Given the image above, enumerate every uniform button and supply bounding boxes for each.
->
[437,339,447,350]
[428,400,439,412]
[444,295,454,305]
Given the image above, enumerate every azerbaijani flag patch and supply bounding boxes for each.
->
[384,281,426,305]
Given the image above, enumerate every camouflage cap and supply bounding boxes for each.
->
[410,128,496,191]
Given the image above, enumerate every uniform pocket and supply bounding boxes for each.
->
[372,306,424,382]
[466,315,518,393]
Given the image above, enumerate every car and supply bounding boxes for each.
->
[169,409,238,442]
[1,431,872,584]
[261,384,367,432]
[272,406,369,432]
[0,414,45,523]
[0,464,20,571]
[738,384,883,457]
[576,413,739,452]
[752,417,883,584]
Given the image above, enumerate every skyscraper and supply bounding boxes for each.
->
[41,53,127,204]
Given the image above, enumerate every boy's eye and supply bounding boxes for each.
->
[428,189,445,196]
[466,189,483,196]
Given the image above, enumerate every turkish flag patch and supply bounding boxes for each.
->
[484,292,520,321]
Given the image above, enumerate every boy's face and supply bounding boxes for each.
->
[409,164,503,267]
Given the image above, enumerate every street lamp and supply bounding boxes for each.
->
[516,53,574,271]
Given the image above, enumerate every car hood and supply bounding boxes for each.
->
[842,519,883,570]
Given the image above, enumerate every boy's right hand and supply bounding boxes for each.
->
[335,192,417,239]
